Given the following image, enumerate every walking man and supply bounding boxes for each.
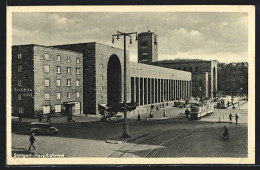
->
[39,113,43,122]
[137,113,141,122]
[47,113,51,122]
[18,113,22,121]
[163,110,167,117]
[223,126,229,139]
[235,113,239,124]
[185,108,190,118]
[28,133,36,151]
[229,113,233,122]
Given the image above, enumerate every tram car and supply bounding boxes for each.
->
[218,96,232,108]
[232,97,239,104]
[190,103,214,120]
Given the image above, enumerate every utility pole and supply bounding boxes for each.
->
[112,31,138,138]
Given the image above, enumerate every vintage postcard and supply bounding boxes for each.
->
[6,5,255,165]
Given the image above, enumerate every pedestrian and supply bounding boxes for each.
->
[18,113,22,121]
[39,113,42,122]
[137,113,141,122]
[235,114,239,124]
[223,126,229,139]
[163,110,167,117]
[185,108,190,118]
[47,113,51,122]
[28,133,36,151]
[229,113,233,122]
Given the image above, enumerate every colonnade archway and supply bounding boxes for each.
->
[107,55,122,105]
[131,77,192,106]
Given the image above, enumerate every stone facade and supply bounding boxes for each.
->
[51,43,130,115]
[12,45,83,118]
[12,42,195,117]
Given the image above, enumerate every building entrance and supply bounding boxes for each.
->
[107,55,122,105]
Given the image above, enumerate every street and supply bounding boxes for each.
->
[11,100,248,158]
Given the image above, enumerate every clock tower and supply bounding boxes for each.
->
[137,31,158,64]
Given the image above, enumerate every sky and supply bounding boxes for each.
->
[12,12,248,63]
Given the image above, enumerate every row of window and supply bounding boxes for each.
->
[17,65,80,74]
[178,67,199,72]
[17,79,80,87]
[44,79,80,87]
[45,92,80,99]
[17,92,80,100]
[17,53,80,64]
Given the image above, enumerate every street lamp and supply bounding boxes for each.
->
[112,31,138,138]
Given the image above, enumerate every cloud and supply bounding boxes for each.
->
[12,12,248,63]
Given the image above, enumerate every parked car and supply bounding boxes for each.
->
[30,122,58,135]
[106,115,124,122]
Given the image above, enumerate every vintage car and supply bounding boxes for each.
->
[30,122,58,135]
[106,115,124,122]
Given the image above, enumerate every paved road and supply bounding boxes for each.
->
[11,100,248,158]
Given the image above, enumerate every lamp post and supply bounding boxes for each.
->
[112,31,138,138]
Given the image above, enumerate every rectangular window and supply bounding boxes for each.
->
[43,105,50,114]
[76,80,80,87]
[44,65,50,73]
[45,93,50,100]
[18,107,24,114]
[56,79,61,86]
[57,55,61,61]
[142,59,148,62]
[100,64,103,68]
[67,56,71,62]
[44,54,50,60]
[67,79,71,86]
[67,92,71,98]
[18,53,22,59]
[56,92,61,99]
[76,92,80,98]
[196,67,199,72]
[76,58,80,64]
[18,65,22,72]
[76,68,80,74]
[18,94,22,100]
[44,79,50,86]
[189,67,193,72]
[142,46,148,49]
[142,53,148,55]
[18,80,22,86]
[183,67,186,71]
[57,66,61,73]
[67,67,71,74]
[100,86,103,90]
[55,104,62,113]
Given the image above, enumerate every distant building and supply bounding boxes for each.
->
[12,45,83,118]
[151,59,217,98]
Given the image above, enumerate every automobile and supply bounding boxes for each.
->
[30,122,58,135]
[173,102,179,107]
[178,102,185,108]
[106,115,124,122]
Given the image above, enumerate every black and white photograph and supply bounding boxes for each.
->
[6,5,255,165]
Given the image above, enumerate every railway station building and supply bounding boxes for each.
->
[11,31,216,117]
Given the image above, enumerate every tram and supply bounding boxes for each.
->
[218,96,232,108]
[190,103,214,120]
